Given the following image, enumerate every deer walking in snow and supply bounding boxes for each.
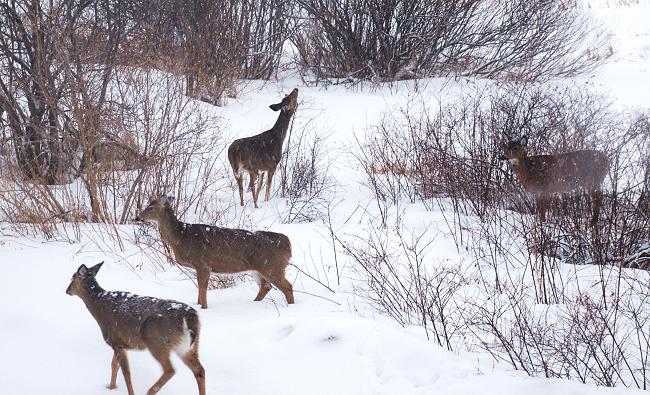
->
[228,88,299,208]
[500,135,610,222]
[66,262,206,395]
[136,194,294,308]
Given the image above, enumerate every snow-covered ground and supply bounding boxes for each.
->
[1,227,644,395]
[1,2,650,395]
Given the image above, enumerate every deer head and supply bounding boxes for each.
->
[499,135,529,164]
[135,193,175,223]
[269,88,299,113]
[66,261,104,296]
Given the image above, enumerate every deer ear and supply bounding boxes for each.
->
[87,261,104,277]
[77,264,89,276]
[269,103,281,111]
[520,136,528,146]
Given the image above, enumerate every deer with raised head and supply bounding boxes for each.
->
[135,194,294,308]
[500,135,610,222]
[228,88,299,208]
[66,262,206,395]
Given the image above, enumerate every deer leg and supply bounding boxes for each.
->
[146,349,175,395]
[253,273,273,301]
[197,269,210,309]
[256,171,265,200]
[115,349,135,395]
[108,350,119,389]
[249,171,259,208]
[186,74,195,97]
[590,188,603,226]
[247,171,255,192]
[270,274,295,304]
[536,195,548,222]
[181,349,206,395]
[235,173,244,206]
[265,170,275,201]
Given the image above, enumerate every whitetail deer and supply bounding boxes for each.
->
[79,131,145,172]
[228,88,299,208]
[66,262,205,395]
[500,135,610,221]
[135,194,294,308]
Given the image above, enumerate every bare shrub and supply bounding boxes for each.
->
[0,0,124,234]
[96,69,223,222]
[294,0,607,83]
[0,0,121,185]
[528,112,650,270]
[114,0,297,104]
[345,192,650,388]
[461,272,650,388]
[0,68,222,239]
[337,225,468,351]
[353,85,650,388]
[277,117,335,223]
[361,85,625,219]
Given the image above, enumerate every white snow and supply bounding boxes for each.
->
[1,2,649,395]
[0,230,643,395]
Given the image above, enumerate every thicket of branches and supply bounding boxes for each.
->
[0,67,221,237]
[352,84,650,387]
[114,0,296,104]
[277,123,334,224]
[294,0,607,83]
[0,1,224,235]
[362,85,649,268]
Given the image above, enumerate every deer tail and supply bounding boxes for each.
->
[185,310,201,347]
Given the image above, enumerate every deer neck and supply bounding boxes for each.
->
[77,279,106,313]
[155,207,185,251]
[269,110,293,145]
[510,156,530,182]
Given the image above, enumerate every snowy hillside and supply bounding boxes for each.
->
[1,2,649,395]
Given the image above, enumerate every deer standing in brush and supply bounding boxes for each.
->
[66,262,206,395]
[136,194,294,308]
[228,88,299,208]
[500,135,610,222]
